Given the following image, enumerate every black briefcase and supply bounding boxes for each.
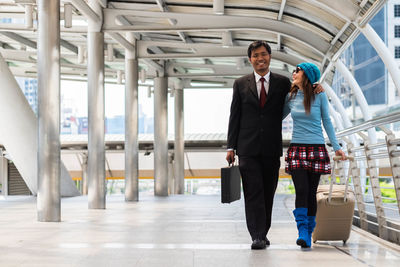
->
[221,164,242,203]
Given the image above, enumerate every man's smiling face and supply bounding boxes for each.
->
[249,46,271,76]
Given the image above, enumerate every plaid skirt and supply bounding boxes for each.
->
[285,144,331,174]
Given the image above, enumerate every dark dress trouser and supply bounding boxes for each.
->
[239,155,281,241]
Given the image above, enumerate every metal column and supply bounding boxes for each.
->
[81,153,88,195]
[154,77,169,196]
[345,141,368,231]
[124,33,139,201]
[37,0,61,222]
[385,134,400,213]
[360,24,400,99]
[174,86,185,194]
[335,60,377,143]
[87,0,105,209]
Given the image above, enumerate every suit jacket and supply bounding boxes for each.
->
[227,72,291,157]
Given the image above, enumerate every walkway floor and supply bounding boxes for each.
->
[0,193,399,267]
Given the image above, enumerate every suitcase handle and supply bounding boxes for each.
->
[332,156,354,161]
[329,156,353,203]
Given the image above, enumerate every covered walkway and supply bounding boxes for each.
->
[0,1,400,265]
[0,193,399,266]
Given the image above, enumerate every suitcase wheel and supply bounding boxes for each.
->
[343,240,347,244]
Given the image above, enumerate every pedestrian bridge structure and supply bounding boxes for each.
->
[0,1,399,266]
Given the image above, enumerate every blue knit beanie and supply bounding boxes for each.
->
[297,62,320,84]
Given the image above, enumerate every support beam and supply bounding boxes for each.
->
[138,41,310,66]
[103,9,329,55]
[174,83,184,194]
[335,60,377,143]
[0,31,79,55]
[213,0,224,15]
[359,24,400,100]
[125,33,139,202]
[327,66,374,204]
[277,0,286,20]
[64,3,73,28]
[221,31,233,48]
[70,0,101,24]
[60,39,79,54]
[1,31,37,49]
[87,0,105,209]
[154,77,169,196]
[25,4,33,29]
[107,32,135,52]
[37,0,61,222]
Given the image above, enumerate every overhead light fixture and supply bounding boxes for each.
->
[222,31,233,48]
[213,0,224,15]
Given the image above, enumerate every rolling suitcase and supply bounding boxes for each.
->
[313,156,355,244]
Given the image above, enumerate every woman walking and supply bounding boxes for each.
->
[284,62,346,248]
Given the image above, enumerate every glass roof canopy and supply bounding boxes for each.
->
[0,0,387,87]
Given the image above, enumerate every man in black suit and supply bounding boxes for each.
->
[226,40,291,249]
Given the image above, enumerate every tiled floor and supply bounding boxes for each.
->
[0,193,399,266]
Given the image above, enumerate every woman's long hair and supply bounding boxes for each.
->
[288,74,315,114]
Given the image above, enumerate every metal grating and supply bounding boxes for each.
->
[8,162,31,196]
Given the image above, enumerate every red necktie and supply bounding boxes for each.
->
[259,77,267,108]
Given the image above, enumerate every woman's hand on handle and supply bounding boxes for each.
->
[335,149,346,160]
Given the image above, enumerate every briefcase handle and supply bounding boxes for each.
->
[329,156,354,203]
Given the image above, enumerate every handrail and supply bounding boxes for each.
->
[335,111,400,138]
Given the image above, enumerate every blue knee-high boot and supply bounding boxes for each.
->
[308,216,316,246]
[293,208,310,248]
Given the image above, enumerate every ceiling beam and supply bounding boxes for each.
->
[103,9,329,56]
[277,0,286,20]
[155,0,193,44]
[69,0,101,24]
[137,41,312,66]
[1,31,79,54]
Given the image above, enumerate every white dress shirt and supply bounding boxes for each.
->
[254,71,270,98]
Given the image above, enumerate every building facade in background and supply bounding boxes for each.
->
[16,77,38,115]
[331,0,400,123]
[332,4,387,110]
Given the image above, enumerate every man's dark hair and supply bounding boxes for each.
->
[247,40,272,58]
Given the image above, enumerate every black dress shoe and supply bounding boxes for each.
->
[251,239,266,250]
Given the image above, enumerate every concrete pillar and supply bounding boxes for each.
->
[37,0,61,222]
[124,33,139,201]
[174,87,185,194]
[154,77,169,196]
[87,0,105,209]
